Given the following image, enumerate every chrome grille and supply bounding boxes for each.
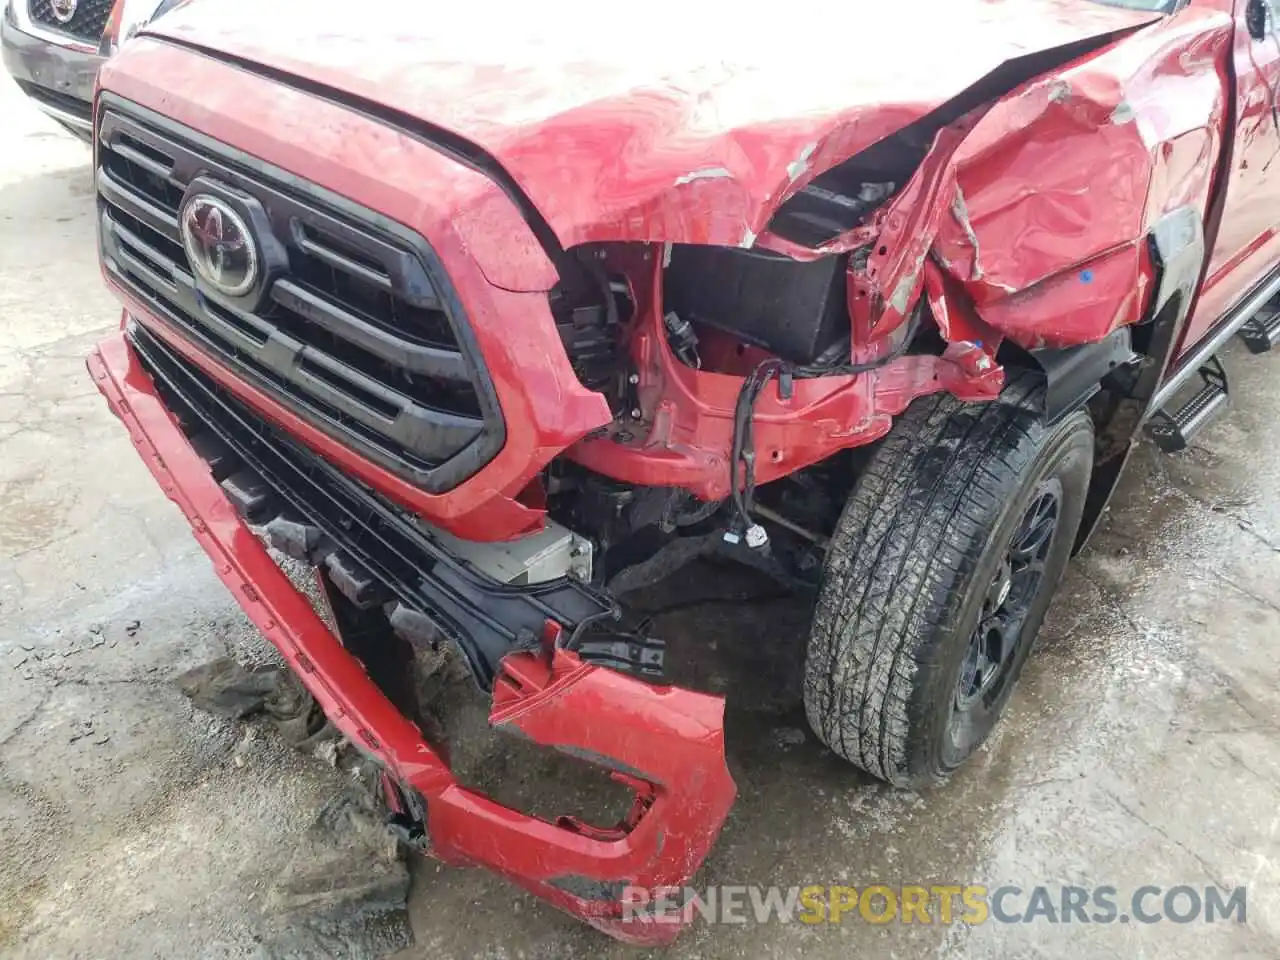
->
[28,0,113,42]
[96,96,504,493]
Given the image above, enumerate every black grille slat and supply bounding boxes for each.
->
[291,224,398,296]
[96,170,183,246]
[106,202,184,261]
[270,280,471,382]
[28,0,113,41]
[111,140,174,181]
[102,216,485,465]
[126,323,616,689]
[284,224,455,347]
[96,99,504,492]
[114,273,484,474]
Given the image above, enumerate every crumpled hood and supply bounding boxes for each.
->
[146,0,1157,250]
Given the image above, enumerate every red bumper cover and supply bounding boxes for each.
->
[87,330,735,945]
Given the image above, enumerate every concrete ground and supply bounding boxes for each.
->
[2,78,1279,960]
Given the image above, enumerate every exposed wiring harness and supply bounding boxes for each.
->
[728,303,928,536]
[588,258,621,333]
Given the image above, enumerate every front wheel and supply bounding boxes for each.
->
[803,376,1093,786]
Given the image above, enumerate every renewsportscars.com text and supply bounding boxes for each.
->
[620,884,1247,927]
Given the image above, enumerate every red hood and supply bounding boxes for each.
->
[146,0,1157,250]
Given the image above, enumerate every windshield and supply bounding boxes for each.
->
[1088,0,1178,10]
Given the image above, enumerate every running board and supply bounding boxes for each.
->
[1240,298,1280,353]
[1150,268,1280,415]
[1147,357,1229,453]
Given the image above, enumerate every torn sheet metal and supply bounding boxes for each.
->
[136,0,1229,354]
[930,5,1233,348]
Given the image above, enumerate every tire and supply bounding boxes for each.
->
[803,374,1093,786]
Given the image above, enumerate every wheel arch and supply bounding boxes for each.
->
[1034,207,1206,551]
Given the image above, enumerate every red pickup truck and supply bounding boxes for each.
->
[87,0,1280,942]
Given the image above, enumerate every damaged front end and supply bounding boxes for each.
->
[560,1,1218,535]
[564,20,1176,519]
[88,325,735,946]
[85,0,1218,940]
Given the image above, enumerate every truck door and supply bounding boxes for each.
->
[1182,0,1280,353]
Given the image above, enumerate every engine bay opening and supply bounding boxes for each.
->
[547,245,638,410]
[662,245,851,367]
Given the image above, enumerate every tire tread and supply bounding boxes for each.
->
[805,373,1058,784]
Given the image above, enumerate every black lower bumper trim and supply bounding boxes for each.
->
[127,322,619,688]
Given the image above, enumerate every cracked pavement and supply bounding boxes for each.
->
[2,76,1280,959]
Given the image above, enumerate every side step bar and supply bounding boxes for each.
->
[1144,269,1280,453]
[1240,298,1280,353]
[1150,270,1280,415]
[1147,358,1229,453]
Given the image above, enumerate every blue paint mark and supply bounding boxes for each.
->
[1080,270,1095,284]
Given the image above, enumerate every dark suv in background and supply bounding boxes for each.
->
[2,0,177,138]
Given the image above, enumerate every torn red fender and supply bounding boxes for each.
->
[850,118,981,347]
[928,6,1232,350]
[87,329,735,946]
[923,258,1003,352]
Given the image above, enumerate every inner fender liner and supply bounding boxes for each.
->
[1072,207,1206,551]
[1134,206,1208,420]
[1031,326,1137,426]
[1148,206,1210,367]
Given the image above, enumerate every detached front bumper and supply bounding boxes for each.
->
[87,325,736,945]
[2,0,100,140]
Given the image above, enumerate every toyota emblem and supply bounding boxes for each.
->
[179,194,259,299]
[50,0,78,23]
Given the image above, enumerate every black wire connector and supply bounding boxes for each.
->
[726,303,928,538]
